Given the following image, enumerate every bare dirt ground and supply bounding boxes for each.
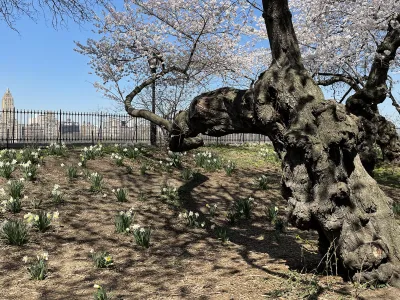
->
[0,144,399,300]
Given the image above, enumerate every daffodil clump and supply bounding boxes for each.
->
[1,219,29,245]
[205,203,218,218]
[23,252,49,280]
[180,168,194,181]
[93,284,110,300]
[211,224,229,243]
[89,172,103,193]
[112,188,128,202]
[178,210,205,228]
[0,159,17,179]
[24,211,59,232]
[81,144,103,161]
[223,160,236,176]
[7,178,24,199]
[160,185,180,206]
[47,142,67,156]
[230,196,255,222]
[266,205,279,224]
[111,153,124,166]
[1,196,26,213]
[193,151,222,172]
[60,163,78,180]
[0,149,17,161]
[259,147,280,163]
[19,147,41,164]
[167,150,186,168]
[90,249,114,268]
[122,146,143,159]
[131,224,151,248]
[255,175,268,190]
[51,184,64,204]
[158,159,174,173]
[20,160,39,181]
[115,208,135,233]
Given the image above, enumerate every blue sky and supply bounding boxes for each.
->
[0,7,399,126]
[0,16,116,113]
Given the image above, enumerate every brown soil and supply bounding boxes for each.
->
[0,145,399,300]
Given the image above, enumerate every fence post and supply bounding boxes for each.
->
[58,109,62,144]
[91,130,94,146]
[6,128,9,149]
[12,107,15,144]
[135,118,138,142]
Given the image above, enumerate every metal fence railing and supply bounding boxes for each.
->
[0,109,271,148]
[0,109,397,148]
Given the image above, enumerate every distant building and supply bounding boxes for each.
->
[0,89,20,140]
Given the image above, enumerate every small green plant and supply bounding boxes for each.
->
[193,151,222,171]
[23,252,49,280]
[1,219,29,245]
[51,184,64,204]
[232,196,254,220]
[111,153,124,166]
[181,168,194,181]
[159,160,173,173]
[275,217,286,234]
[140,163,148,175]
[90,250,114,268]
[393,202,400,216]
[81,144,104,160]
[0,160,17,179]
[93,284,110,300]
[89,172,103,193]
[138,191,147,201]
[112,188,128,202]
[24,211,59,232]
[205,203,218,217]
[255,175,268,190]
[123,146,142,159]
[259,147,280,163]
[30,198,42,209]
[178,211,205,228]
[266,205,279,224]
[47,142,67,156]
[0,149,17,161]
[2,196,22,213]
[160,185,180,206]
[226,197,254,224]
[62,164,78,180]
[20,161,38,181]
[20,147,41,164]
[125,165,133,174]
[224,160,236,176]
[115,208,135,234]
[7,179,24,199]
[211,224,229,243]
[167,150,184,168]
[132,225,151,248]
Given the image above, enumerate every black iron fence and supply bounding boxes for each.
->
[0,109,272,148]
[1,109,398,148]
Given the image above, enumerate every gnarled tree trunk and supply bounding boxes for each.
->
[165,0,400,287]
[123,0,400,287]
[345,14,400,172]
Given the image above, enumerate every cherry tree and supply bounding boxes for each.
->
[75,0,269,144]
[79,0,400,286]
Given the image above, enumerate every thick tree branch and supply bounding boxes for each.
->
[124,66,188,132]
[315,73,361,92]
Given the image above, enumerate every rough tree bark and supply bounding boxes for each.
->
[124,0,400,286]
[345,14,400,172]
